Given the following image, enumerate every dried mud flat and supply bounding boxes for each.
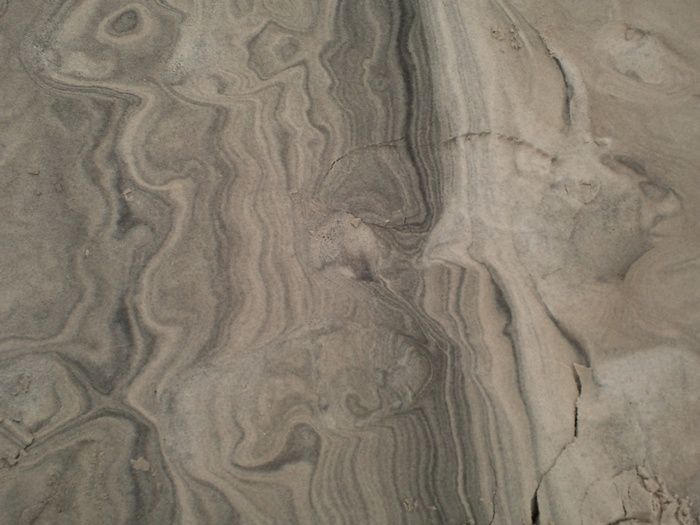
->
[1,0,699,523]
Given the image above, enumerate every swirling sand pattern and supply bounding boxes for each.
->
[1,0,699,523]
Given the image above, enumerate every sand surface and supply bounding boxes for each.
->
[1,0,699,523]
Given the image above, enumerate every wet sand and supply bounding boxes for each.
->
[1,0,699,523]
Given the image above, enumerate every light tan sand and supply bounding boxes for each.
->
[0,0,698,523]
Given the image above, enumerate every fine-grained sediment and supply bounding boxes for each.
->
[1,0,699,523]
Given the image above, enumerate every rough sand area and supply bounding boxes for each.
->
[1,0,699,523]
